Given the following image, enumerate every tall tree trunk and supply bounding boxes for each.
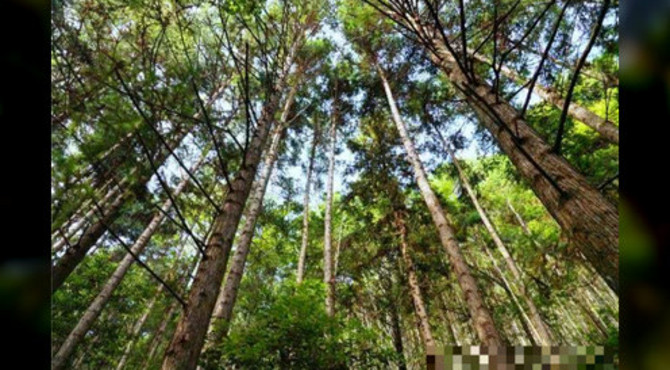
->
[204,80,299,348]
[142,302,179,369]
[438,294,461,345]
[433,128,553,344]
[401,17,618,294]
[52,178,120,253]
[296,119,319,284]
[324,84,338,317]
[52,154,207,370]
[52,81,228,292]
[394,210,435,348]
[376,63,502,346]
[160,36,300,370]
[471,53,619,144]
[333,215,345,278]
[115,284,165,370]
[477,233,539,346]
[575,291,609,339]
[52,189,127,292]
[389,301,407,370]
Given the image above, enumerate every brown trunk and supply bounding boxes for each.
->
[51,153,207,370]
[115,284,164,370]
[478,236,538,346]
[389,302,407,370]
[394,210,435,348]
[296,119,319,284]
[142,302,179,369]
[204,80,299,348]
[52,178,121,253]
[376,62,502,346]
[333,215,345,278]
[408,20,619,293]
[52,189,127,293]
[472,53,618,144]
[160,36,300,370]
[52,81,228,292]
[433,129,553,344]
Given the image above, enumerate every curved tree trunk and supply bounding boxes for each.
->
[376,62,502,346]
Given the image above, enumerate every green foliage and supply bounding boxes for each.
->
[204,279,393,369]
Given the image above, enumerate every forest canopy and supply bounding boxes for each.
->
[51,0,619,368]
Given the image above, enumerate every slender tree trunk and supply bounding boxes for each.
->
[72,331,100,369]
[142,302,179,370]
[376,63,502,346]
[575,292,609,339]
[402,18,618,294]
[333,215,345,278]
[394,210,435,348]
[389,302,407,370]
[53,128,188,293]
[478,235,539,346]
[160,36,300,370]
[204,80,299,348]
[115,244,196,370]
[438,295,461,345]
[115,284,165,370]
[296,119,319,284]
[52,154,207,370]
[52,179,120,253]
[52,81,228,292]
[471,53,619,144]
[433,129,553,344]
[52,190,127,293]
[324,84,338,317]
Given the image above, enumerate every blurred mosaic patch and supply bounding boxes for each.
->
[426,346,616,369]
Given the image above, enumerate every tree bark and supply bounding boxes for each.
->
[296,119,320,284]
[389,301,407,370]
[52,81,228,292]
[160,35,300,370]
[472,53,619,144]
[405,18,619,293]
[204,79,299,348]
[394,210,436,348]
[52,189,127,293]
[478,234,539,346]
[324,83,338,317]
[115,284,164,370]
[142,302,179,369]
[433,128,553,344]
[52,154,207,370]
[376,62,502,346]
